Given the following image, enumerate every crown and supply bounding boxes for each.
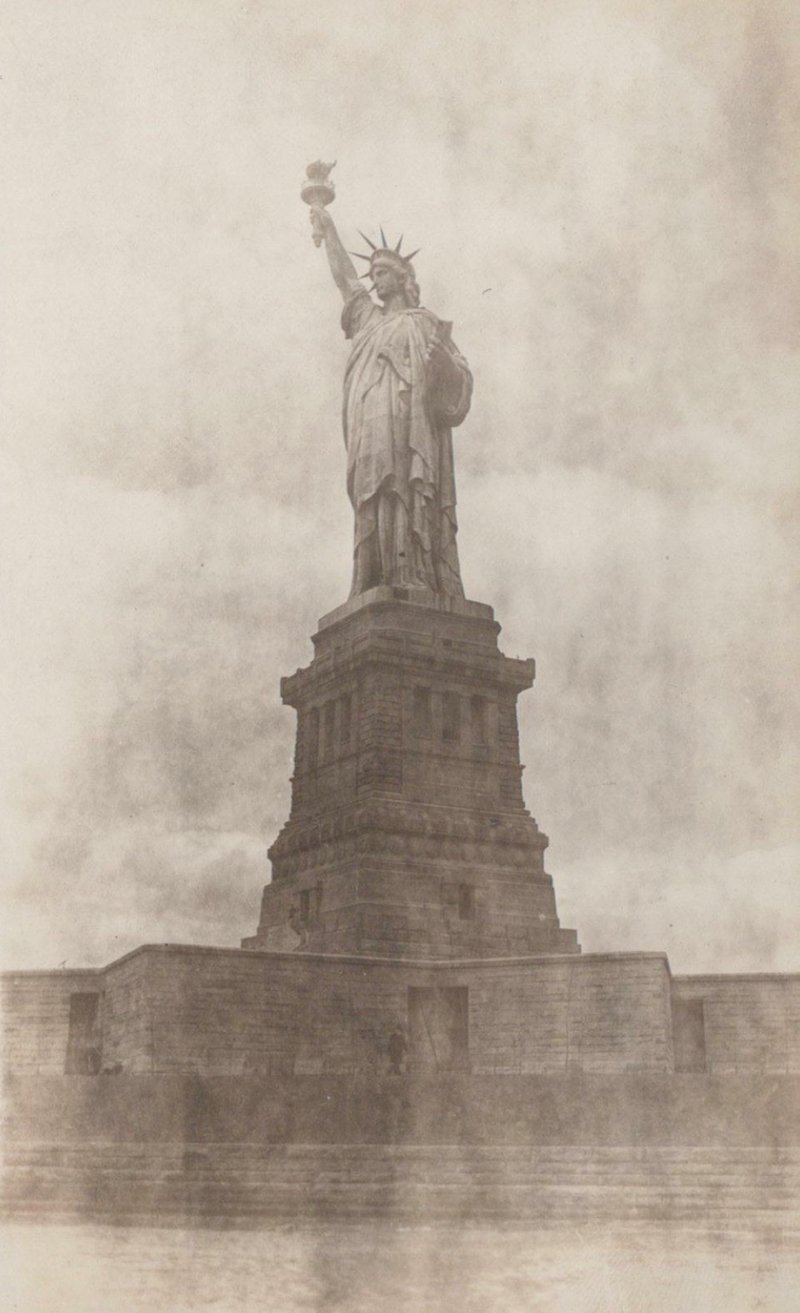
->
[349,228,421,281]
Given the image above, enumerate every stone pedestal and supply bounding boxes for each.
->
[244,587,578,959]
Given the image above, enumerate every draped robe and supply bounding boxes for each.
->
[341,288,472,597]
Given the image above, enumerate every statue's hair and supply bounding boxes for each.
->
[370,250,420,308]
[401,265,421,309]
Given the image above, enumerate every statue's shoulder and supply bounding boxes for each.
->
[409,307,454,347]
[341,286,380,340]
[407,306,443,333]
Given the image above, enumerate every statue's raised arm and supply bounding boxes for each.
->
[301,162,472,600]
[311,205,361,301]
[300,160,359,300]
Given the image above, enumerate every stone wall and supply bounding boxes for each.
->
[4,946,673,1078]
[1,969,101,1075]
[8,949,800,1082]
[464,955,673,1074]
[109,949,674,1076]
[251,589,578,959]
[672,973,800,1074]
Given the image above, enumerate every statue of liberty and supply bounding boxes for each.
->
[304,167,472,598]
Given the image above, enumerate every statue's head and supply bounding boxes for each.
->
[351,229,421,308]
[370,251,420,308]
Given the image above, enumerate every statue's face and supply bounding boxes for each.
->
[372,258,403,303]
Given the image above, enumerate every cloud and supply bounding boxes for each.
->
[557,842,800,975]
[2,824,266,970]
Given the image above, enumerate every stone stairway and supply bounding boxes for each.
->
[3,1143,800,1231]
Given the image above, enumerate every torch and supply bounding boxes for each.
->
[301,160,336,246]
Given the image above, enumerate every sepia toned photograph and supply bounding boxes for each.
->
[2,1,799,1309]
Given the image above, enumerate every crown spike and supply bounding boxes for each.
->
[349,251,372,262]
[405,248,421,262]
[394,234,404,253]
[380,225,388,247]
[357,229,377,250]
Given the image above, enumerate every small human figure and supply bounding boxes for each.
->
[387,1029,408,1075]
[85,1046,102,1075]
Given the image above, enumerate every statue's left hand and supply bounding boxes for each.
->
[424,330,445,365]
[424,331,454,388]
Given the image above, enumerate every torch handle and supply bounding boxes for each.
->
[310,206,325,248]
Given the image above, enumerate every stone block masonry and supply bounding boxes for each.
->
[8,950,800,1081]
[246,586,578,958]
[1,970,101,1076]
[4,945,673,1078]
[672,973,800,1074]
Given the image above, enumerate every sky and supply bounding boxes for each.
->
[2,0,798,973]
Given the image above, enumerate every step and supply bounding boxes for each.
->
[5,1144,800,1227]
